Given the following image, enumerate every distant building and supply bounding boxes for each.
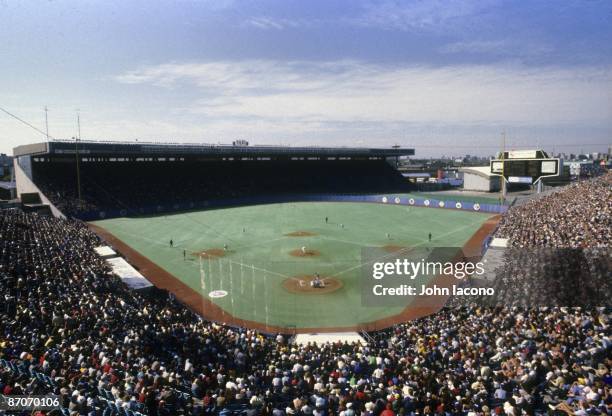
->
[0,153,13,179]
[0,153,15,199]
[401,172,431,183]
[459,166,501,192]
[569,161,596,177]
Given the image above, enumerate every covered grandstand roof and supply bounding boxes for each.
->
[14,140,414,158]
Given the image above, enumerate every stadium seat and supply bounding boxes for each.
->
[43,374,55,387]
[108,401,120,414]
[105,389,115,401]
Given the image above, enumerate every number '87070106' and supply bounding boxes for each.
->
[0,394,61,410]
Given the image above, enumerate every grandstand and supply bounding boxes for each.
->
[14,140,414,219]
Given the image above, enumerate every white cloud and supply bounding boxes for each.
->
[351,0,500,33]
[114,60,612,127]
[114,61,342,91]
[439,39,555,57]
[12,60,607,155]
[245,17,304,30]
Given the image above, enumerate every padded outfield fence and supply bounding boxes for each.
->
[78,193,508,221]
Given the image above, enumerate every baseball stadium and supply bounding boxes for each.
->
[13,141,503,333]
[3,1,612,414]
[2,138,610,416]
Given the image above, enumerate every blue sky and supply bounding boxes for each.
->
[1,0,611,156]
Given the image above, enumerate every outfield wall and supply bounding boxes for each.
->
[77,193,507,221]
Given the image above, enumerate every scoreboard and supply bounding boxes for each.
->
[490,158,560,184]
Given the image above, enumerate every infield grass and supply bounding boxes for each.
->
[92,201,492,329]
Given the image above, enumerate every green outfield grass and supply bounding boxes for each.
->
[92,202,492,330]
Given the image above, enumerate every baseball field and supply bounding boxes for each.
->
[91,201,497,332]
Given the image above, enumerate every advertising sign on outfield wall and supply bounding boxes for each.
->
[79,194,508,221]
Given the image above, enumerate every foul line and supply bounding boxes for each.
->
[99,216,489,284]
[328,217,488,278]
[219,257,290,279]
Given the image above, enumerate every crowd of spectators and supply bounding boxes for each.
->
[495,173,611,248]
[467,246,611,308]
[1,174,610,416]
[466,173,612,307]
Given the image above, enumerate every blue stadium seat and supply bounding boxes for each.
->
[43,374,55,387]
[34,371,45,383]
[108,401,120,415]
[8,361,18,373]
[105,389,115,401]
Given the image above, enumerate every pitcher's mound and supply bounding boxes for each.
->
[282,275,343,294]
[285,231,317,237]
[193,248,226,259]
[289,248,320,257]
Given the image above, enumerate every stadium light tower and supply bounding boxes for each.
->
[392,144,401,168]
[75,110,83,209]
[44,106,49,141]
[500,131,506,202]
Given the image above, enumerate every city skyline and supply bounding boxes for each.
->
[1,0,611,157]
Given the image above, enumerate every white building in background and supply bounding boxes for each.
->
[568,161,596,177]
[459,166,501,192]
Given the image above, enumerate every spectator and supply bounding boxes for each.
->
[0,175,610,415]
